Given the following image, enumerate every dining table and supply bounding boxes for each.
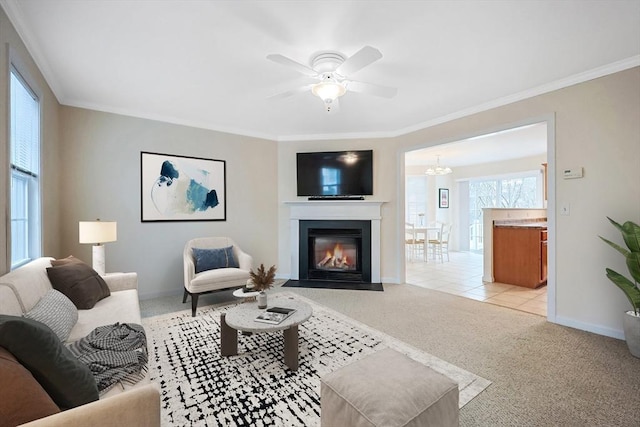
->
[412,225,442,261]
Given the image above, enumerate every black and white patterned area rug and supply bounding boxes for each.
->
[143,293,490,427]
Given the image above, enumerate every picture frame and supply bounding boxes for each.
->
[438,188,449,209]
[140,151,226,222]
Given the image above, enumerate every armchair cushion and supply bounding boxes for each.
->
[192,246,239,273]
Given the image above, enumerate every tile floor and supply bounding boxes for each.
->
[406,251,547,316]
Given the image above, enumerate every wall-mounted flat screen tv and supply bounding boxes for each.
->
[296,150,373,197]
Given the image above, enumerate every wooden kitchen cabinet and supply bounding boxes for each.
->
[493,225,548,288]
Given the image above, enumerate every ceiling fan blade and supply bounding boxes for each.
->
[268,84,312,100]
[336,46,382,76]
[267,54,317,77]
[345,80,398,98]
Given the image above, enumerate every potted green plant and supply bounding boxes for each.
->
[249,264,277,309]
[599,217,640,358]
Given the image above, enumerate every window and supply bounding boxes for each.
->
[468,172,542,251]
[10,67,41,269]
[406,175,428,226]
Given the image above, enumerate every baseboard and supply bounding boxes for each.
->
[554,315,624,340]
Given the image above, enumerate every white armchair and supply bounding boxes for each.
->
[183,237,253,316]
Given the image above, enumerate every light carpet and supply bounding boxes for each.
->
[143,293,490,426]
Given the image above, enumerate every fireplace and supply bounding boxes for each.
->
[287,200,382,283]
[299,220,371,283]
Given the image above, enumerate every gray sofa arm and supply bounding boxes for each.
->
[20,384,160,427]
[102,272,138,292]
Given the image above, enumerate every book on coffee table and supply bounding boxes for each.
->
[255,307,297,325]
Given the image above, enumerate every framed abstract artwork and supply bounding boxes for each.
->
[438,188,449,209]
[140,151,226,222]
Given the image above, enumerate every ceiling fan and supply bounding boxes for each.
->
[267,46,397,113]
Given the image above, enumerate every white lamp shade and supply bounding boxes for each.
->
[79,221,117,244]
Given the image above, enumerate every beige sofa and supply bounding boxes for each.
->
[0,257,160,427]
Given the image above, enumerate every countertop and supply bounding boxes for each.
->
[494,221,547,229]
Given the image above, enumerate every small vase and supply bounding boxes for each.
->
[258,291,267,309]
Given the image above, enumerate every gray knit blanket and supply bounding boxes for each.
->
[68,323,148,394]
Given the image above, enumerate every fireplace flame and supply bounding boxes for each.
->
[333,244,343,260]
[317,243,351,269]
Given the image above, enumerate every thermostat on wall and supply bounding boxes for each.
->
[563,167,583,179]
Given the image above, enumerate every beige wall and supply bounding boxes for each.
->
[0,7,61,274]
[278,67,640,339]
[59,107,278,298]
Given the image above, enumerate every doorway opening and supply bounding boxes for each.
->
[403,120,550,317]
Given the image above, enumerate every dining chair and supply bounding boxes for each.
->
[428,223,452,263]
[405,222,425,261]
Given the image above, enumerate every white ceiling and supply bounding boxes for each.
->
[2,0,639,142]
[406,122,547,167]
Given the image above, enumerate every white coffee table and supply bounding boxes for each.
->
[220,295,313,371]
[232,288,260,302]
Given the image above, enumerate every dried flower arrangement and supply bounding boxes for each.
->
[249,264,277,292]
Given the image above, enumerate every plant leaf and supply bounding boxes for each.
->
[606,216,624,232]
[626,252,640,285]
[621,220,640,253]
[600,236,630,257]
[605,268,640,313]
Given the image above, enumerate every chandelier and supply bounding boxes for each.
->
[425,156,452,175]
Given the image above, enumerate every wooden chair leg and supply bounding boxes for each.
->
[191,293,199,317]
[182,289,189,304]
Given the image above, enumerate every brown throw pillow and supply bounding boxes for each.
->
[0,346,60,424]
[46,262,110,309]
[51,255,85,267]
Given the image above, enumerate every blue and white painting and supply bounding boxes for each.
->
[141,152,226,222]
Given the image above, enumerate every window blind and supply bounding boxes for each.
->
[10,70,40,176]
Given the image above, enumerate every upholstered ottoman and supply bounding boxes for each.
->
[320,348,459,427]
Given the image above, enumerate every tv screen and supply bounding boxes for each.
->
[296,150,373,197]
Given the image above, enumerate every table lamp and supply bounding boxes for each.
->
[79,220,117,276]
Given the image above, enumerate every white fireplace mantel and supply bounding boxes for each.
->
[285,200,385,283]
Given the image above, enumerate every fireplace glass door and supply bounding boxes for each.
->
[299,220,372,283]
[313,237,359,272]
[308,229,363,282]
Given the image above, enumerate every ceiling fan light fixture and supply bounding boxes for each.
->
[311,81,346,103]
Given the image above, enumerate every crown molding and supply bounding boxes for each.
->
[0,0,64,101]
[61,98,278,142]
[390,55,640,139]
